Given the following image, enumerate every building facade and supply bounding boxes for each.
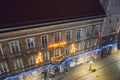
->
[118,31,120,49]
[99,0,120,56]
[0,0,105,80]
[0,18,104,80]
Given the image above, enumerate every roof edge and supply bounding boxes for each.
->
[0,15,106,33]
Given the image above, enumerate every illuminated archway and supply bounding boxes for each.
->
[36,52,43,64]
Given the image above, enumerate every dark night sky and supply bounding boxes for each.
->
[0,0,105,29]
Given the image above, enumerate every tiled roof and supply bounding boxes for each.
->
[0,0,105,30]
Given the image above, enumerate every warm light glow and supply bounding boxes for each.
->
[4,43,117,80]
[51,54,64,62]
[89,61,93,64]
[70,43,76,54]
[36,52,43,64]
[48,41,67,49]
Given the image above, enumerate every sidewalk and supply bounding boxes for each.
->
[53,50,120,80]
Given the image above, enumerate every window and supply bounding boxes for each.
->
[76,42,81,51]
[54,48,61,57]
[0,62,8,74]
[43,51,50,61]
[92,39,97,47]
[86,27,91,38]
[14,58,23,70]
[84,41,89,49]
[28,55,36,65]
[77,29,82,40]
[41,35,48,46]
[66,30,72,41]
[9,41,20,53]
[95,25,101,34]
[54,32,61,42]
[0,44,3,55]
[66,45,70,55]
[26,38,35,49]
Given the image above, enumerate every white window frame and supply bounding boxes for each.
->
[65,45,70,55]
[95,24,101,34]
[54,48,61,57]
[0,44,4,55]
[66,30,72,41]
[43,51,50,61]
[41,35,49,46]
[86,27,91,38]
[28,55,36,65]
[14,58,24,70]
[54,32,61,43]
[0,62,9,74]
[76,42,81,51]
[92,39,98,47]
[76,28,82,40]
[84,40,89,49]
[9,41,20,53]
[26,37,35,49]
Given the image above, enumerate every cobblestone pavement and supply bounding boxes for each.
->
[53,50,120,80]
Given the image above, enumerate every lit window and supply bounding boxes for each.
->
[54,32,61,43]
[66,30,72,41]
[41,35,48,46]
[0,62,8,74]
[36,52,43,64]
[77,29,82,40]
[70,43,76,54]
[0,44,3,55]
[14,58,23,70]
[28,55,36,65]
[9,41,20,53]
[26,38,35,49]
